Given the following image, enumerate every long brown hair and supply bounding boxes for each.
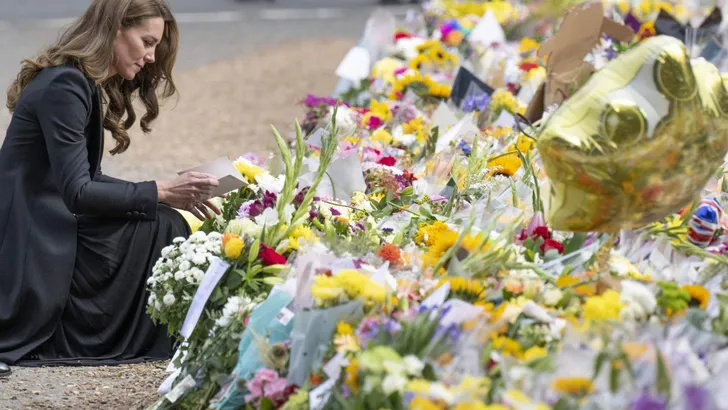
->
[6,0,179,155]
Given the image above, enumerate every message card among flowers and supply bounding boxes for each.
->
[147,1,728,409]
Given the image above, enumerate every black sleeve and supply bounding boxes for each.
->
[38,69,158,221]
[93,167,130,184]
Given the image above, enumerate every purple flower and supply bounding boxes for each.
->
[382,227,394,233]
[683,385,713,410]
[457,139,472,155]
[238,200,257,219]
[630,392,666,410]
[329,207,341,216]
[302,94,347,108]
[356,317,381,346]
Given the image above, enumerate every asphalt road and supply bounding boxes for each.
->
[0,0,416,80]
[0,0,418,137]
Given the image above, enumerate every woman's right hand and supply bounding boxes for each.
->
[156,172,221,221]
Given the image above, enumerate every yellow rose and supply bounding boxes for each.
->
[222,233,245,259]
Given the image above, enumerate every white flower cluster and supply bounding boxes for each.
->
[213,295,260,329]
[147,231,223,313]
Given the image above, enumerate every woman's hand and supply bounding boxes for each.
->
[156,172,222,221]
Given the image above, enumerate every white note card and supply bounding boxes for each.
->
[336,46,371,83]
[469,10,505,45]
[180,257,231,339]
[309,378,336,410]
[179,156,247,197]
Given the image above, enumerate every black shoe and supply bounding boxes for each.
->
[0,361,10,378]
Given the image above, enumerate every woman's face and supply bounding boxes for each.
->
[111,17,165,80]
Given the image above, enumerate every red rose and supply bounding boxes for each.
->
[540,239,564,254]
[378,156,397,166]
[394,32,413,41]
[259,244,287,266]
[519,61,540,72]
[532,226,551,241]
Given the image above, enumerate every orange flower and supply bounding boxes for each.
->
[378,243,402,266]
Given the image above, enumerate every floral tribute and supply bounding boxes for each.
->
[146,1,728,410]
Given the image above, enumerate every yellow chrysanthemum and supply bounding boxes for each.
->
[415,221,454,247]
[336,321,354,335]
[411,397,446,410]
[583,290,624,323]
[371,128,394,145]
[288,224,317,250]
[233,158,265,183]
[522,346,548,362]
[344,358,359,393]
[490,89,518,114]
[551,377,594,396]
[519,37,540,54]
[492,336,523,358]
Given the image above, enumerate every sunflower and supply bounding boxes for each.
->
[438,277,486,303]
[429,83,452,99]
[682,284,710,309]
[410,54,431,70]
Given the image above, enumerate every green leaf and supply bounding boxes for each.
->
[655,349,672,401]
[210,287,224,304]
[609,364,620,393]
[224,271,243,289]
[563,233,588,255]
[593,351,608,379]
[716,293,728,306]
[259,398,275,410]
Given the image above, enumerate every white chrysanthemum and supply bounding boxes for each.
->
[163,294,176,306]
[161,245,174,258]
[192,253,207,266]
[620,280,657,321]
[174,270,186,281]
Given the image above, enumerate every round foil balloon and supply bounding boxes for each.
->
[537,35,728,232]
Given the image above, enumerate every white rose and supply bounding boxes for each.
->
[163,294,176,306]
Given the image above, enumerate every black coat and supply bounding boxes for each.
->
[0,64,167,364]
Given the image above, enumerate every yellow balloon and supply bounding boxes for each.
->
[537,35,728,232]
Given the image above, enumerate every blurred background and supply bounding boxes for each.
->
[0,0,416,180]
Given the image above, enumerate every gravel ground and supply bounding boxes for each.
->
[0,37,354,410]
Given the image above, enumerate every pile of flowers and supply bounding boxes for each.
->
[144,1,728,410]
